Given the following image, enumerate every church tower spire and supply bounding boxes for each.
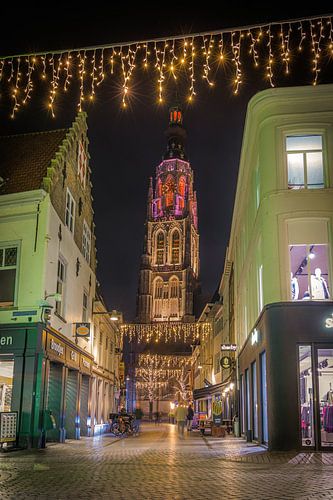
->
[136,107,200,324]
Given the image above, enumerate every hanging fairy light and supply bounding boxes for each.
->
[0,13,332,118]
[121,321,212,343]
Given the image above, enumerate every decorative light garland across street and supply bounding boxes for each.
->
[135,355,192,402]
[1,14,332,118]
[121,322,211,343]
[137,353,192,369]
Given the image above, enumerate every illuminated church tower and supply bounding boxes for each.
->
[136,107,200,323]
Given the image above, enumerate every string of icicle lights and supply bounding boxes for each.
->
[121,322,211,343]
[137,353,192,369]
[1,14,332,118]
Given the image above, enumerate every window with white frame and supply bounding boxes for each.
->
[82,290,88,322]
[286,135,324,189]
[78,140,87,188]
[0,245,18,307]
[82,220,91,264]
[55,257,66,317]
[65,189,75,233]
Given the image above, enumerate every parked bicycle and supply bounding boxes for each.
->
[109,413,139,437]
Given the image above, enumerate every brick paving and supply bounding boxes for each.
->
[0,423,333,499]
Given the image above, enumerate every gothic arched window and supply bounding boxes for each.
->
[157,179,162,197]
[171,230,180,264]
[153,278,164,318]
[164,175,175,207]
[178,176,186,197]
[169,277,180,318]
[156,231,165,265]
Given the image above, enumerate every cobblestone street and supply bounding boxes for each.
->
[1,424,333,499]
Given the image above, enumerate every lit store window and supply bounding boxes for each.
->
[290,244,330,300]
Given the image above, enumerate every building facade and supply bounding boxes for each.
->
[0,113,121,447]
[226,84,333,450]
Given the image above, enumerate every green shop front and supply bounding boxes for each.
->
[0,322,93,448]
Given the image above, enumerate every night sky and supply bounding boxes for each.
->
[0,6,332,320]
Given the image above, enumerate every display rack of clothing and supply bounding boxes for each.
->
[323,405,333,433]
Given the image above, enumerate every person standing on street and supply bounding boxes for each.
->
[186,403,194,431]
[134,406,144,433]
[175,403,187,438]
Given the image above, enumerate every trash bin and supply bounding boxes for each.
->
[246,429,253,442]
[233,417,240,437]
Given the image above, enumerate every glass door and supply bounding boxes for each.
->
[316,347,333,449]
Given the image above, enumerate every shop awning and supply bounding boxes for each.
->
[193,378,233,400]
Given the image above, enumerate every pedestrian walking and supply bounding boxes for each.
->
[186,403,194,431]
[174,403,187,438]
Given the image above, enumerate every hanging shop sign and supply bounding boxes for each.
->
[212,398,223,427]
[220,356,232,370]
[74,323,91,338]
[0,412,17,443]
[221,344,237,352]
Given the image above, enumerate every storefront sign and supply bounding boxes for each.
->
[0,330,27,351]
[74,323,91,338]
[325,313,333,329]
[0,412,17,443]
[66,346,80,369]
[220,356,232,369]
[212,398,223,426]
[46,334,66,361]
[80,354,92,374]
[221,344,237,351]
[0,336,12,346]
[251,329,259,345]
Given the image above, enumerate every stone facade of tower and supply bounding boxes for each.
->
[136,107,200,324]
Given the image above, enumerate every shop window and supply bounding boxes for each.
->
[240,374,245,435]
[289,244,330,301]
[78,140,87,188]
[245,368,250,433]
[298,345,314,447]
[55,257,66,318]
[286,135,324,189]
[82,220,91,264]
[317,348,333,447]
[260,351,268,444]
[0,360,14,412]
[252,361,258,440]
[65,188,75,233]
[0,245,18,307]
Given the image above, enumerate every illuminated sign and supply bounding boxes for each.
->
[221,344,237,351]
[251,329,259,345]
[325,314,333,329]
[220,356,232,369]
[74,323,91,338]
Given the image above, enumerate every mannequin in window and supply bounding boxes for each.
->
[310,267,330,300]
[291,272,299,300]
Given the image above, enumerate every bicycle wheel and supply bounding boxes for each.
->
[110,422,121,436]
